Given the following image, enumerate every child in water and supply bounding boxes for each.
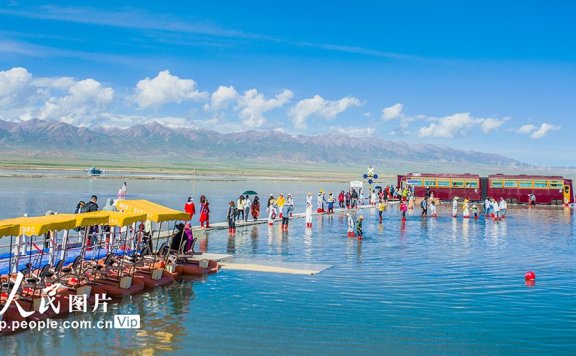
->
[472,204,479,219]
[356,215,364,239]
[429,200,437,217]
[400,198,408,221]
[377,200,385,223]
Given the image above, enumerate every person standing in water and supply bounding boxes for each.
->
[305,202,313,228]
[452,197,458,218]
[400,198,408,221]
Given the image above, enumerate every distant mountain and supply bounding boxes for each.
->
[0,119,525,166]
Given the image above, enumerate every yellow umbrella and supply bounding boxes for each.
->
[107,211,147,227]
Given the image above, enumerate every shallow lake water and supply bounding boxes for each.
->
[1,177,575,355]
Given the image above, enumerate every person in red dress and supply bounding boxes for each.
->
[184,197,196,223]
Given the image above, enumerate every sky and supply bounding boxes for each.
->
[0,0,575,166]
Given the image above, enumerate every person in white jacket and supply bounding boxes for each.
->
[267,198,276,225]
[499,197,507,218]
[346,212,355,237]
[305,202,313,228]
[491,198,500,220]
[452,197,458,218]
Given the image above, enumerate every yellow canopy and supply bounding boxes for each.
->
[1,215,78,236]
[57,211,111,227]
[107,211,147,227]
[0,223,20,238]
[115,200,189,223]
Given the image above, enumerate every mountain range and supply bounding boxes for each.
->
[0,119,524,167]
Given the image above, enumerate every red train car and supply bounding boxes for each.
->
[397,173,481,201]
[397,173,574,205]
[486,174,574,205]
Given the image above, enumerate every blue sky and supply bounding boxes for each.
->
[0,1,575,166]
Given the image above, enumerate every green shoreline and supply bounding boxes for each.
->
[1,157,574,182]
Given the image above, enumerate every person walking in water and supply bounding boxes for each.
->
[356,215,364,240]
[377,200,385,223]
[347,212,355,237]
[400,198,408,221]
[305,202,313,228]
[420,197,428,217]
[117,182,127,200]
[184,197,196,223]
[430,200,437,217]
[499,197,507,218]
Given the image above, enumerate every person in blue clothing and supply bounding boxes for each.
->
[281,202,294,231]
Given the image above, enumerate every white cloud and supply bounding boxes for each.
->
[289,95,361,129]
[418,113,505,138]
[134,70,206,108]
[0,67,32,105]
[203,85,238,111]
[381,103,403,121]
[514,123,559,139]
[237,88,293,128]
[529,123,559,139]
[480,117,505,133]
[38,79,114,124]
[330,126,374,137]
[516,124,536,134]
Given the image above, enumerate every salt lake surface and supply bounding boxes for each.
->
[1,176,575,355]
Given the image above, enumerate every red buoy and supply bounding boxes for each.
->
[525,271,536,280]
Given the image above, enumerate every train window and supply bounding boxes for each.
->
[424,179,436,187]
[549,181,563,189]
[504,180,518,188]
[437,180,450,187]
[565,186,570,193]
[534,181,547,188]
[491,180,503,188]
[518,180,533,188]
[452,181,464,188]
[407,179,423,186]
[466,181,478,188]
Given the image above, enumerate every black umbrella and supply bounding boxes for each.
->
[243,190,258,195]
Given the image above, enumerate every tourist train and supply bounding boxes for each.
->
[397,173,574,205]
